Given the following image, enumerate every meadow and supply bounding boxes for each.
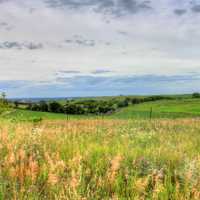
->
[0,97,200,199]
[0,118,200,199]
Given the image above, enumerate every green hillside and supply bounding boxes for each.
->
[1,109,101,121]
[2,97,200,121]
[113,98,200,119]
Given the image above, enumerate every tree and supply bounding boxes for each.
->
[39,101,48,112]
[31,104,40,111]
[192,93,200,98]
[48,102,63,113]
[64,103,85,114]
[14,101,19,108]
[131,98,141,104]
[0,92,7,105]
[1,92,6,99]
[98,105,114,114]
[117,99,129,108]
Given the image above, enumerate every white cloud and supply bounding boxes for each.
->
[0,0,200,96]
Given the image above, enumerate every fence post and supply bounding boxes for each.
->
[150,107,153,120]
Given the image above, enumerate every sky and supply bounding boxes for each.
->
[1,0,200,98]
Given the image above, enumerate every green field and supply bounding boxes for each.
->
[2,109,82,121]
[1,96,200,199]
[2,109,104,122]
[3,98,200,121]
[113,98,200,119]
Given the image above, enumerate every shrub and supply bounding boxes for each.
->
[131,98,143,104]
[117,99,129,108]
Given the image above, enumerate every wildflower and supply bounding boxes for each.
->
[108,155,123,182]
[28,156,39,182]
[7,152,15,165]
[48,173,59,185]
[70,170,79,191]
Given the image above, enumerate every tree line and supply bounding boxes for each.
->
[24,95,173,115]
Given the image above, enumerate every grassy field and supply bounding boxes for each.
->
[0,118,200,199]
[3,109,71,121]
[2,98,200,121]
[113,98,200,119]
[0,97,200,199]
[2,109,102,122]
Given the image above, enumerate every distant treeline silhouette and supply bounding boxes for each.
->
[20,95,175,115]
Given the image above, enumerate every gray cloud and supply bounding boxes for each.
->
[0,21,13,31]
[174,9,187,16]
[65,35,111,47]
[3,73,200,98]
[65,38,95,47]
[0,0,9,3]
[58,70,81,74]
[45,0,152,16]
[0,42,22,49]
[105,42,111,46]
[0,22,8,26]
[25,42,43,50]
[91,69,113,74]
[65,39,73,43]
[191,5,200,13]
[0,41,43,50]
[75,39,95,46]
[117,30,128,35]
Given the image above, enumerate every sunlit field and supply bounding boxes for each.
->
[0,118,200,199]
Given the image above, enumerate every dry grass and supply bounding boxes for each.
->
[0,118,200,199]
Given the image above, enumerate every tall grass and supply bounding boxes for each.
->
[0,119,200,199]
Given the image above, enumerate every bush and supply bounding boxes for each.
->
[117,99,129,108]
[131,98,143,104]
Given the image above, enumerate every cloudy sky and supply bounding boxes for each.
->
[1,0,200,97]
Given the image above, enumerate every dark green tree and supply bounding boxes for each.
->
[48,102,63,113]
[192,93,200,98]
[39,101,48,112]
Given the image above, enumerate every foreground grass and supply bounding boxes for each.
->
[0,119,200,199]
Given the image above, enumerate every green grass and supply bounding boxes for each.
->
[2,97,200,121]
[113,98,200,119]
[1,118,200,199]
[1,109,101,121]
[1,96,200,199]
[2,109,77,121]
